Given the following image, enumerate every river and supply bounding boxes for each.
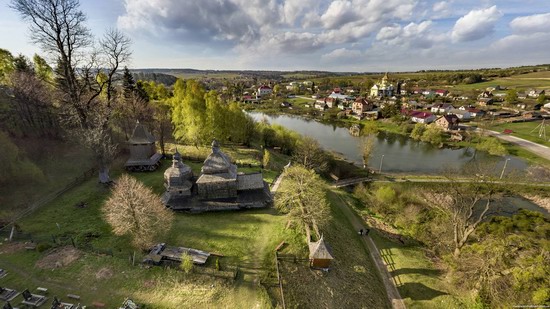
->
[248,112,528,175]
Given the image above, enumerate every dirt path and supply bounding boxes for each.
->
[330,191,406,309]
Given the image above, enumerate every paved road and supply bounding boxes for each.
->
[330,191,406,309]
[485,129,550,161]
[332,177,550,188]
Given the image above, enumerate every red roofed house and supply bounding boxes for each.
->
[257,85,273,96]
[410,111,436,124]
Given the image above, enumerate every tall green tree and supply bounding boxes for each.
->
[276,165,330,239]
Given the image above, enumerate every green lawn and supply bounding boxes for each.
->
[452,75,550,91]
[337,191,475,308]
[277,189,391,309]
[0,157,296,308]
[489,121,550,147]
[0,138,93,220]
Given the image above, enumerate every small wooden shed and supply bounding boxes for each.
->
[308,235,334,269]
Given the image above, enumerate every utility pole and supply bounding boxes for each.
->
[500,158,511,179]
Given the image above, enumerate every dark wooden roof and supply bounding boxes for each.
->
[128,122,156,144]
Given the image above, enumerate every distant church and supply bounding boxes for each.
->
[370,72,395,98]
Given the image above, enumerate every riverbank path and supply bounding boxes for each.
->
[330,191,406,309]
[485,129,550,161]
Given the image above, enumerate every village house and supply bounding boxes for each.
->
[257,85,272,96]
[314,100,328,111]
[352,97,374,116]
[435,89,449,97]
[410,111,436,124]
[528,89,545,98]
[478,91,493,98]
[125,121,162,172]
[430,103,454,114]
[448,109,471,120]
[435,114,459,131]
[477,97,494,106]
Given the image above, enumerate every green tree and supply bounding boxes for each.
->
[505,89,518,103]
[537,93,546,105]
[361,134,376,168]
[180,252,194,274]
[0,130,45,185]
[32,54,53,82]
[276,165,330,238]
[477,137,506,156]
[421,125,444,147]
[410,123,426,140]
[0,48,15,84]
[262,149,271,169]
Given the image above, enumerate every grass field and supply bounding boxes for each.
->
[489,120,550,147]
[277,189,391,309]
[337,190,473,308]
[0,158,299,308]
[0,138,93,220]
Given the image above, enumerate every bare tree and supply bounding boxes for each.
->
[361,134,375,169]
[292,136,329,172]
[435,162,504,256]
[10,0,92,128]
[103,174,174,250]
[11,0,133,183]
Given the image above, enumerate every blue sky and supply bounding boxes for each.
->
[1,0,550,72]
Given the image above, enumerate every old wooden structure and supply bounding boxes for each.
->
[143,243,210,266]
[308,235,334,269]
[163,140,272,211]
[124,121,162,172]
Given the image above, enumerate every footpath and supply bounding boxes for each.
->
[330,191,406,309]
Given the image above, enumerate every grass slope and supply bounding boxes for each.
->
[278,189,391,309]
[0,158,297,308]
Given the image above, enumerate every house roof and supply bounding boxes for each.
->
[308,236,334,260]
[237,173,265,190]
[439,114,459,122]
[410,111,434,119]
[128,121,156,144]
[259,85,272,90]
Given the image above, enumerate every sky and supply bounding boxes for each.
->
[1,0,550,72]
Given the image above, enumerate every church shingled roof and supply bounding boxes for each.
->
[128,121,156,144]
[201,140,235,175]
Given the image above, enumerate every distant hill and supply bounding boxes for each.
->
[130,71,178,86]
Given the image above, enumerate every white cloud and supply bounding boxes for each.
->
[322,48,363,61]
[451,6,502,42]
[432,1,452,18]
[510,13,550,34]
[376,24,402,41]
[321,1,358,29]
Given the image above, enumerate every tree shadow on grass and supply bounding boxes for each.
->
[391,267,443,277]
[399,282,448,300]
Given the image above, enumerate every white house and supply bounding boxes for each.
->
[410,111,436,124]
[430,103,454,114]
[258,85,273,96]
